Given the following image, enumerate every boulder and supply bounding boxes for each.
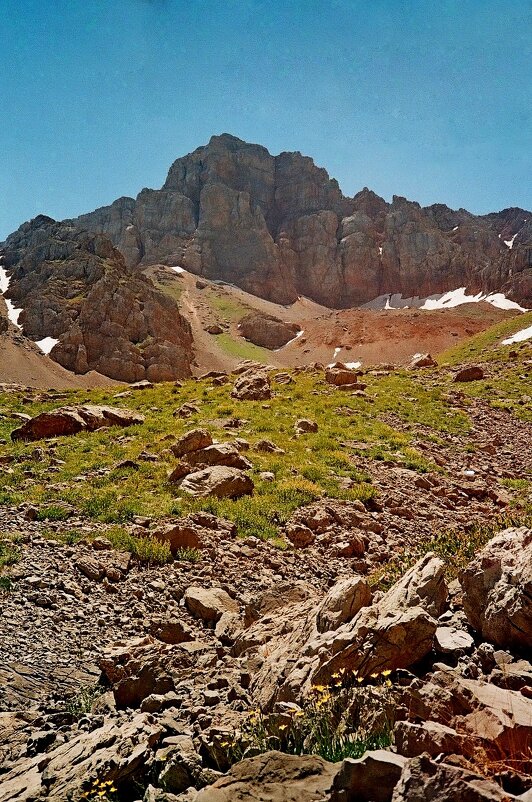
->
[148,617,194,644]
[434,625,474,656]
[184,442,252,470]
[409,353,437,368]
[179,466,254,498]
[11,405,144,441]
[330,750,406,802]
[185,587,239,623]
[315,576,372,633]
[398,668,532,761]
[460,527,532,650]
[285,523,316,548]
[454,365,484,382]
[391,753,513,801]
[231,370,271,400]
[325,364,359,386]
[239,312,301,349]
[171,429,213,458]
[295,419,318,435]
[394,720,467,758]
[194,751,338,802]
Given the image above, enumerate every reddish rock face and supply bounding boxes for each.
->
[65,135,531,308]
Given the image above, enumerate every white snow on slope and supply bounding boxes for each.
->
[344,361,362,369]
[0,266,23,326]
[504,233,517,249]
[35,337,60,354]
[274,329,305,351]
[0,266,9,293]
[420,287,527,312]
[501,325,532,345]
[170,266,185,274]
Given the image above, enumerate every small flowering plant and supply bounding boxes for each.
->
[79,778,119,801]
[219,667,396,764]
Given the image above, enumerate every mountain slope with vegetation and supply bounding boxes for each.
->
[0,316,531,801]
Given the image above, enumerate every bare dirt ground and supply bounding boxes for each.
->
[0,333,118,389]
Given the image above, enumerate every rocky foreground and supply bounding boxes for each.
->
[0,349,531,801]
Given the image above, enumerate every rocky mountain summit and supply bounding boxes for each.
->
[1,217,193,382]
[69,134,532,307]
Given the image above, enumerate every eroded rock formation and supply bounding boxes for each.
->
[0,217,193,382]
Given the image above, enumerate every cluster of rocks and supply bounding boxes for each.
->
[166,428,254,499]
[1,523,530,800]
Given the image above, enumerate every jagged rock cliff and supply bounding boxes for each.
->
[70,134,532,307]
[1,217,193,382]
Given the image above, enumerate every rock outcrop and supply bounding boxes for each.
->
[10,405,144,441]
[460,527,532,651]
[239,312,301,349]
[0,217,193,382]
[61,134,532,308]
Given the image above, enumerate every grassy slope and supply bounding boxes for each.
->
[0,371,468,541]
[0,313,530,547]
[438,310,532,423]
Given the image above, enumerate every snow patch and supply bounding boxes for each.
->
[501,325,532,345]
[0,266,23,327]
[504,234,517,249]
[0,266,10,294]
[273,328,304,351]
[420,287,527,313]
[452,226,459,232]
[35,337,59,354]
[378,246,383,256]
[170,266,185,274]
[5,299,23,326]
[333,346,342,360]
[344,361,362,369]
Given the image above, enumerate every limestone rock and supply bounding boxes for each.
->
[231,370,271,401]
[184,442,252,470]
[391,753,514,802]
[185,586,239,623]
[239,312,300,349]
[194,750,338,802]
[409,353,437,368]
[315,576,372,633]
[0,714,162,802]
[171,429,213,458]
[11,405,144,441]
[454,365,485,382]
[325,365,359,386]
[330,750,406,802]
[1,217,193,382]
[179,466,254,498]
[460,527,532,650]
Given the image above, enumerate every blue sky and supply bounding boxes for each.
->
[1,0,530,240]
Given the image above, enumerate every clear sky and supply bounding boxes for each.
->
[1,0,530,240]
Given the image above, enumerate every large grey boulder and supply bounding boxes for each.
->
[460,527,532,650]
